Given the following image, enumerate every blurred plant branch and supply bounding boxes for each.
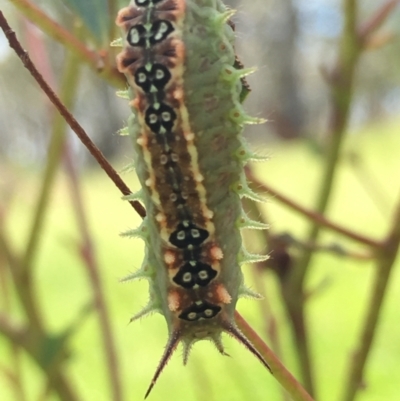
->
[7,0,125,87]
[342,195,400,401]
[357,0,400,47]
[0,230,80,401]
[22,34,80,274]
[246,167,381,249]
[63,145,123,401]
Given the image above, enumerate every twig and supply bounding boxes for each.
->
[0,11,146,220]
[278,0,361,393]
[63,147,123,401]
[107,0,118,48]
[347,152,391,218]
[7,0,124,87]
[295,0,367,273]
[0,227,43,330]
[246,168,381,249]
[358,0,400,45]
[341,193,400,401]
[21,35,79,272]
[252,267,291,401]
[0,218,28,401]
[235,312,315,401]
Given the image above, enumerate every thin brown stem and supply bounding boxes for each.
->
[0,228,43,330]
[7,0,124,87]
[252,267,291,401]
[341,192,400,401]
[358,0,400,45]
[276,0,361,393]
[0,235,27,401]
[295,0,360,285]
[247,168,381,249]
[235,312,315,401]
[63,147,123,401]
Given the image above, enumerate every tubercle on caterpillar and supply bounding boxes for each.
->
[115,0,271,396]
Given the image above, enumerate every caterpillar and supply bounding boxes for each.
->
[115,0,271,396]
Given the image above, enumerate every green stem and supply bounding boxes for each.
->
[108,0,118,46]
[293,0,360,293]
[246,168,380,249]
[341,196,400,401]
[22,44,80,272]
[63,150,123,401]
[283,0,360,394]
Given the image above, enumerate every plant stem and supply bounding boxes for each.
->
[280,0,360,394]
[22,42,79,273]
[7,0,124,87]
[341,194,400,401]
[0,19,85,401]
[63,148,123,401]
[293,0,360,294]
[235,312,315,401]
[246,168,380,249]
[108,0,118,46]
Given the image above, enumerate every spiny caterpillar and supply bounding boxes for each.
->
[115,0,271,396]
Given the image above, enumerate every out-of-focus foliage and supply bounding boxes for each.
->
[61,0,110,44]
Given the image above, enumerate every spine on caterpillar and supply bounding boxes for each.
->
[116,0,270,396]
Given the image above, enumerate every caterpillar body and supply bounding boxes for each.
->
[116,0,270,395]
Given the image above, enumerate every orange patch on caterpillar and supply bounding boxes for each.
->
[167,290,180,312]
[168,37,185,69]
[216,284,232,304]
[129,98,140,110]
[130,95,149,114]
[173,88,184,101]
[164,250,176,266]
[210,245,224,261]
[172,36,185,61]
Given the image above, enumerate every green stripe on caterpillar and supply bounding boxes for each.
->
[116,0,271,396]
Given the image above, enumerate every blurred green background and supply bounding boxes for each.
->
[1,1,400,401]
